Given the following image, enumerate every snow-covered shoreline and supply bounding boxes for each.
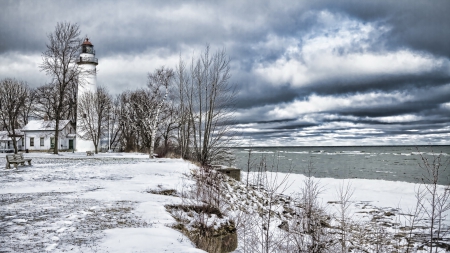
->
[1,152,448,252]
[258,171,450,223]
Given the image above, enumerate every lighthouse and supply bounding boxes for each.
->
[76,38,98,152]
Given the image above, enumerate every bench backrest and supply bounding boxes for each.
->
[6,154,23,161]
[6,155,15,161]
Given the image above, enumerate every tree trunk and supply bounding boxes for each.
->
[54,118,59,154]
[149,77,169,159]
[12,137,18,154]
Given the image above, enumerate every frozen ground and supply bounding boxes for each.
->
[237,171,450,252]
[0,152,205,253]
[0,152,449,252]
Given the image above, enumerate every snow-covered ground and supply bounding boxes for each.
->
[1,152,448,252]
[264,171,450,226]
[0,152,205,253]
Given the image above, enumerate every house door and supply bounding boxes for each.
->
[69,140,73,150]
[50,137,55,149]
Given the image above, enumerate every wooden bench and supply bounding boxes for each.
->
[18,152,32,166]
[5,153,32,169]
[86,151,94,156]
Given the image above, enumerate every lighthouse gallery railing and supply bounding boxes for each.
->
[76,57,98,64]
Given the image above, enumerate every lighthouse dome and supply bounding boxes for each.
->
[81,38,95,55]
[78,38,98,65]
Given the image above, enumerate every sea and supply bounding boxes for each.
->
[232,146,450,185]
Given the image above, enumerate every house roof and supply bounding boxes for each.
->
[21,120,71,131]
[0,131,11,141]
[0,130,23,141]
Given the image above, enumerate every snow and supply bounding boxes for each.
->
[255,172,450,222]
[271,172,450,228]
[99,227,204,253]
[0,152,204,253]
[21,119,71,131]
[0,131,12,141]
[1,152,448,252]
[236,171,449,252]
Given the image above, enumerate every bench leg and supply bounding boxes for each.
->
[14,163,18,169]
[28,161,31,165]
[6,162,9,169]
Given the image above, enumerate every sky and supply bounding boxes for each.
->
[1,0,450,146]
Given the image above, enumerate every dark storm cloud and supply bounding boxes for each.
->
[235,82,298,109]
[254,119,298,124]
[309,0,450,58]
[271,123,318,130]
[303,72,450,97]
[1,0,450,145]
[339,86,450,118]
[1,0,449,57]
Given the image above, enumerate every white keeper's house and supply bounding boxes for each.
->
[21,120,76,151]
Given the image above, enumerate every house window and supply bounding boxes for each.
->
[40,137,44,146]
[50,137,55,149]
[83,113,87,118]
[30,137,34,147]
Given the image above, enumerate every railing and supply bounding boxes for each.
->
[76,57,98,64]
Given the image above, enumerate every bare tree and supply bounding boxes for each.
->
[335,180,354,253]
[66,80,78,123]
[118,91,139,152]
[19,87,36,127]
[157,99,180,156]
[34,83,76,123]
[34,84,57,120]
[77,86,111,153]
[40,22,87,154]
[287,162,335,253]
[106,94,122,151]
[122,67,173,157]
[416,149,450,252]
[177,45,237,165]
[0,78,29,153]
[147,67,173,158]
[175,57,192,159]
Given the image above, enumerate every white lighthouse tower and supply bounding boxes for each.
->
[76,38,98,152]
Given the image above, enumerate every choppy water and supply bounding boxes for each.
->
[232,146,450,185]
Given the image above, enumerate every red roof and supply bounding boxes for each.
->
[82,38,93,45]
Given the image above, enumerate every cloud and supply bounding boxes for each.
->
[99,49,181,94]
[1,0,450,146]
[253,11,450,93]
[265,91,415,119]
[0,52,47,87]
